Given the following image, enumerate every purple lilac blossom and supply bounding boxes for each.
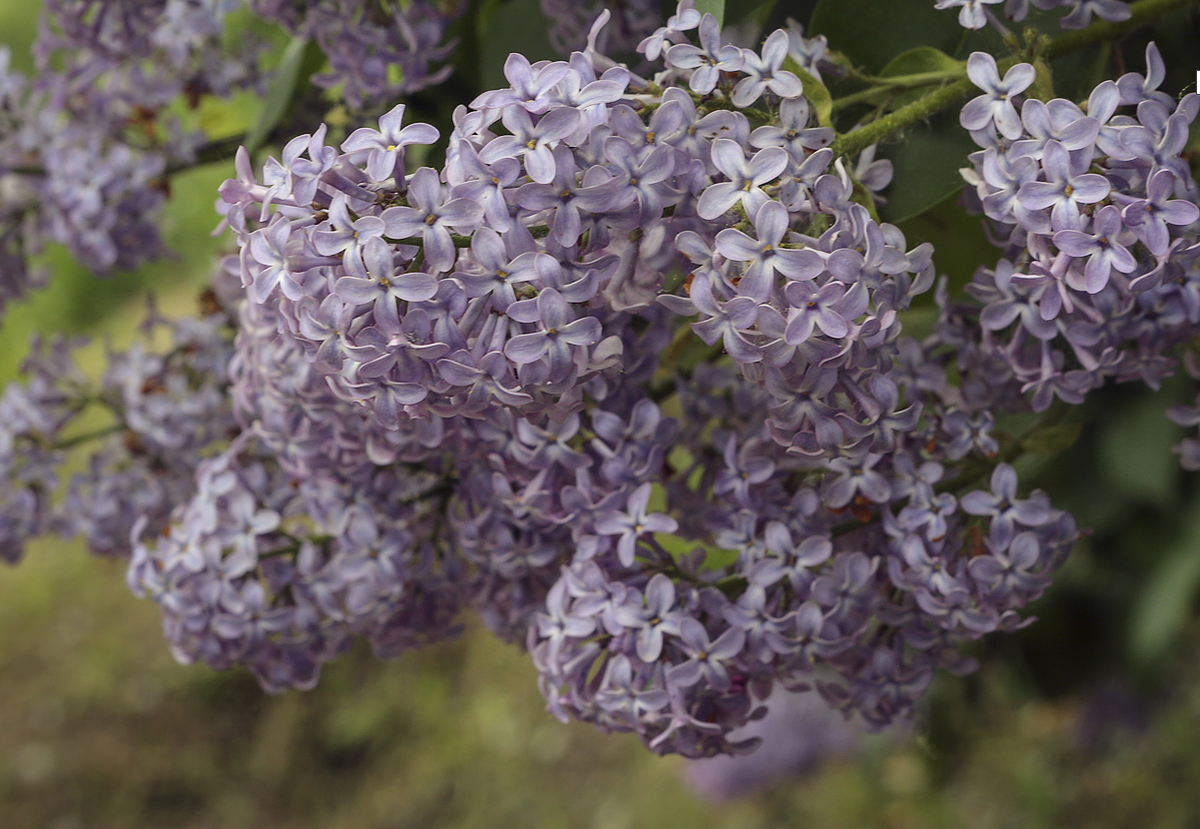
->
[0,290,238,563]
[249,0,457,109]
[0,0,1096,763]
[951,45,1200,415]
[0,0,265,286]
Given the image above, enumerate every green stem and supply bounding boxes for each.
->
[831,89,895,114]
[829,75,978,158]
[829,0,1200,159]
[16,131,278,180]
[258,542,302,560]
[53,424,125,450]
[831,71,961,112]
[696,97,773,124]
[873,70,965,88]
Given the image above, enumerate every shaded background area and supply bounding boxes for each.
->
[6,0,1200,826]
[9,536,1200,829]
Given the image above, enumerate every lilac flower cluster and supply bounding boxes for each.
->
[527,366,1075,755]
[249,0,458,109]
[0,1,262,309]
[193,5,1079,757]
[0,0,467,307]
[0,49,46,310]
[935,0,1131,30]
[0,336,82,563]
[22,0,1195,763]
[62,298,239,557]
[223,13,833,430]
[36,0,252,107]
[946,45,1200,414]
[127,434,463,692]
[0,290,237,564]
[0,266,465,692]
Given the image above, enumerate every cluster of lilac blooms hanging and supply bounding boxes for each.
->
[3,0,1200,760]
[159,7,1084,756]
[0,0,457,313]
[950,45,1200,414]
[0,0,251,299]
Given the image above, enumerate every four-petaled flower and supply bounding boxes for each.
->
[961,52,1037,140]
[342,103,440,183]
[1053,204,1137,293]
[505,287,603,380]
[594,483,679,568]
[666,13,745,95]
[381,168,484,272]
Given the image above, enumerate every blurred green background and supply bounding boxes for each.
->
[7,2,1200,827]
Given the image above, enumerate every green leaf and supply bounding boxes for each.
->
[1098,391,1183,505]
[478,0,557,90]
[809,0,964,74]
[196,90,257,140]
[1130,495,1200,662]
[785,58,832,128]
[695,0,725,27]
[654,533,738,572]
[877,108,979,225]
[244,35,310,156]
[896,191,994,294]
[879,46,962,77]
[874,46,964,108]
[725,0,776,29]
[1020,421,1082,455]
[827,48,962,112]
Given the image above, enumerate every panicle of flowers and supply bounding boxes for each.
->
[527,357,1075,755]
[61,293,241,557]
[209,0,1083,755]
[0,285,238,564]
[248,0,459,109]
[0,0,461,296]
[119,275,469,693]
[37,1,253,109]
[128,433,464,691]
[0,0,1092,758]
[219,4,847,435]
[0,1,263,297]
[944,45,1200,416]
[0,335,87,563]
[0,48,47,311]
